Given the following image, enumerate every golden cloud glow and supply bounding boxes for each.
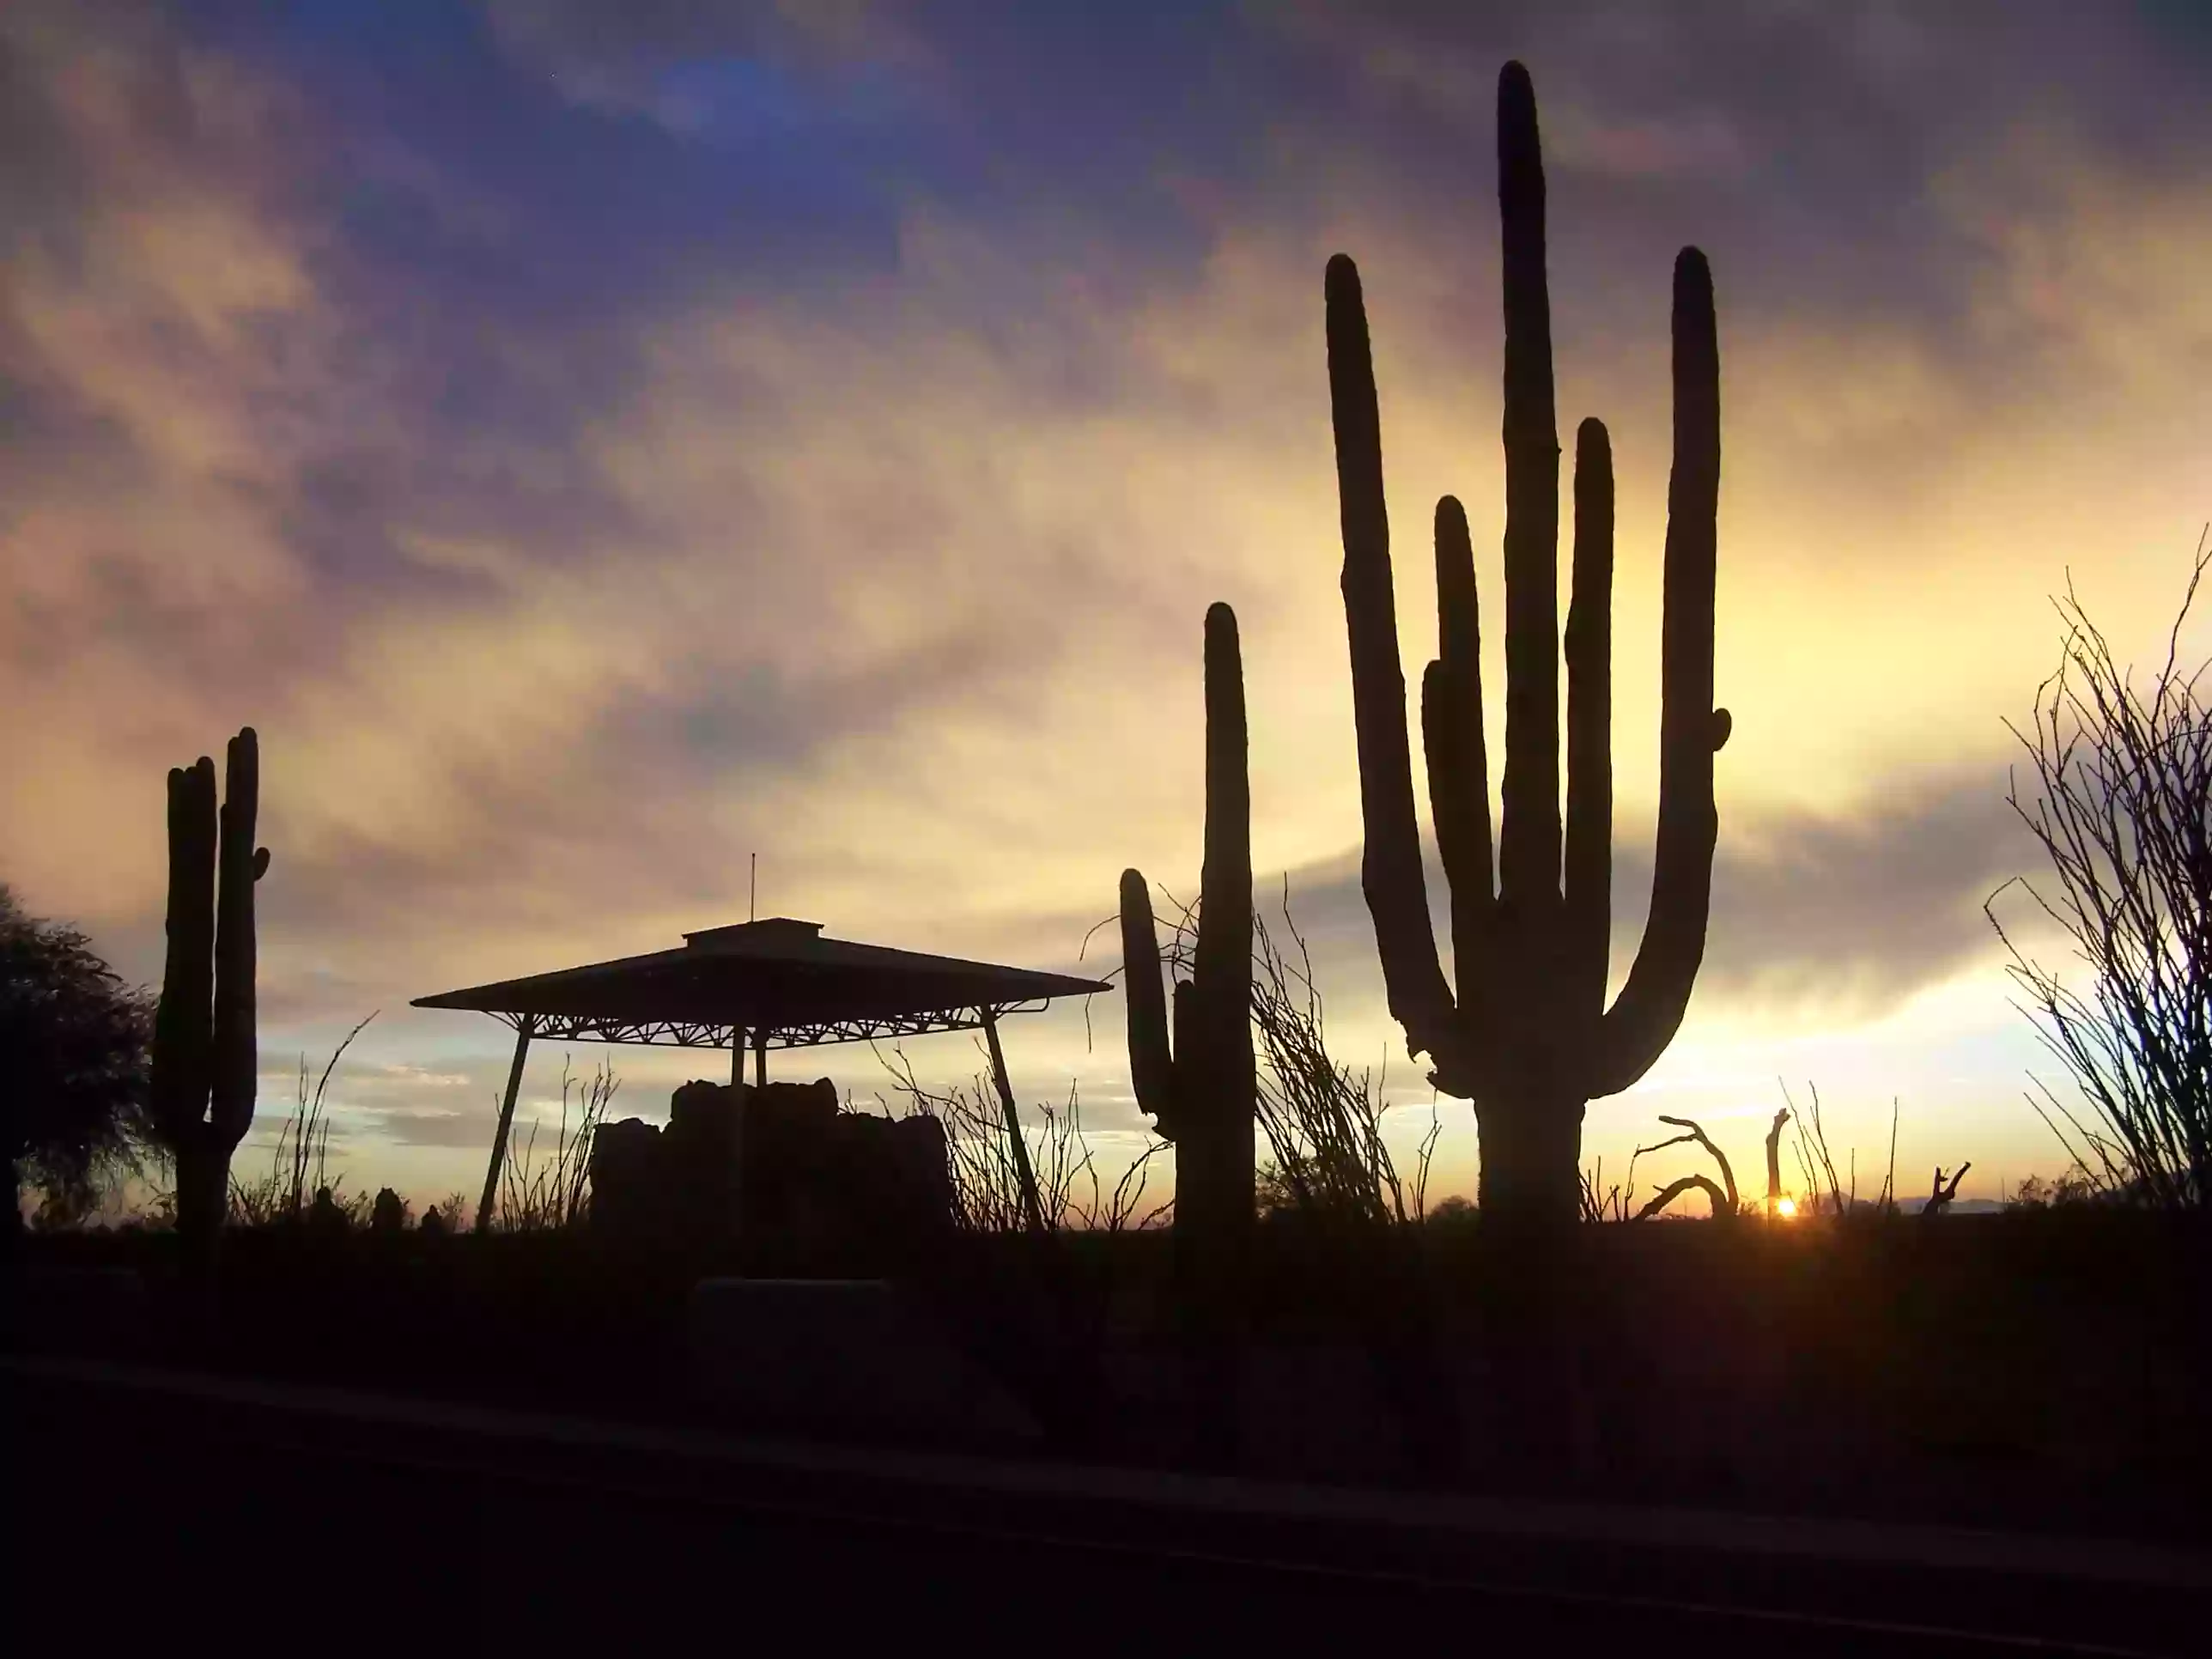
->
[3,3,2204,1205]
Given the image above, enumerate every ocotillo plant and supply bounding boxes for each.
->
[151,727,270,1273]
[1120,602,1255,1257]
[1324,60,1728,1235]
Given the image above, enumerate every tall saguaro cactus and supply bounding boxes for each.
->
[1121,602,1255,1256]
[151,727,270,1272]
[1325,61,1729,1234]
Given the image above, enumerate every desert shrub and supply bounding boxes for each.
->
[1120,878,1437,1232]
[1989,530,2212,1207]
[1249,887,1437,1230]
[876,1055,1170,1234]
[227,1013,376,1229]
[2007,1164,2105,1211]
[494,1054,617,1232]
[1577,1158,1636,1223]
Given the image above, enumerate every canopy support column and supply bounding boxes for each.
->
[729,1024,749,1249]
[754,1026,768,1089]
[981,1005,1047,1237]
[476,1016,536,1233]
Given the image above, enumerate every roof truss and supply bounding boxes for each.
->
[487,998,1054,1051]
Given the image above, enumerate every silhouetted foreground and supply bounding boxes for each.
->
[1323,63,1729,1242]
[11,48,2209,1650]
[11,1212,2208,1536]
[151,727,269,1275]
[8,1346,2203,1652]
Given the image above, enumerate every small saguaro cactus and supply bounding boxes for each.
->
[1324,60,1729,1236]
[150,727,270,1273]
[1120,602,1255,1255]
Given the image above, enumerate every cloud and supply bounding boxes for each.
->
[369,1109,505,1151]
[472,0,956,162]
[1212,763,2041,1038]
[1693,769,2035,1017]
[4,0,2206,1202]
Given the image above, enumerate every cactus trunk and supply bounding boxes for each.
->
[212,729,263,1148]
[151,728,270,1279]
[1188,602,1255,1251]
[1121,604,1255,1462]
[1121,603,1255,1246]
[1325,60,1728,1240]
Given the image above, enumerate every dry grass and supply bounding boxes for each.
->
[493,1054,618,1233]
[874,1049,1172,1234]
[227,1012,378,1229]
[1249,881,1437,1231]
[1101,876,1437,1233]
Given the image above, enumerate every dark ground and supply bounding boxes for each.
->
[8,1353,2207,1653]
[5,1208,2208,1649]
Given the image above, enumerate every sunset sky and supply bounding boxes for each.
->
[5,1,2209,1218]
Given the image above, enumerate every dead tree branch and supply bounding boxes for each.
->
[1635,1115,1740,1216]
[1784,1079,1850,1218]
[1636,1175,1732,1222]
[1921,1161,1972,1220]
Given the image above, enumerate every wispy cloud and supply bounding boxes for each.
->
[3,0,2205,1201]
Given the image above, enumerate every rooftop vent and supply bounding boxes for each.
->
[682,918,826,952]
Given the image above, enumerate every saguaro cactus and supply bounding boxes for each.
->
[1325,61,1728,1235]
[151,727,270,1271]
[1120,602,1255,1252]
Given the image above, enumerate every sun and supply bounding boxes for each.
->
[1775,1196,1798,1218]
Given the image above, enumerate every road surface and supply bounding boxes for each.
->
[7,1354,2203,1652]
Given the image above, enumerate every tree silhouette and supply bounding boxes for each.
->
[2,884,158,1237]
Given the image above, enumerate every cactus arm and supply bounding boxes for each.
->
[211,727,262,1152]
[1419,667,1486,1099]
[152,761,218,1146]
[1595,249,1728,1098]
[1118,867,1179,1140]
[1563,417,1615,1030]
[151,765,213,1141]
[1496,59,1564,919]
[1424,496,1495,1082]
[1325,252,1457,1070]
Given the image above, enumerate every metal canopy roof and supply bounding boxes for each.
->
[410,917,1111,1051]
